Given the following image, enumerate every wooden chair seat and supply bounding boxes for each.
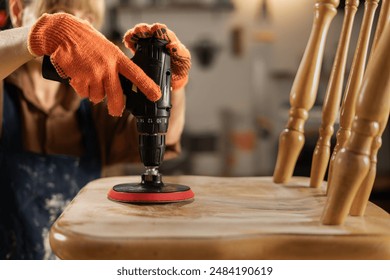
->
[49,176,390,259]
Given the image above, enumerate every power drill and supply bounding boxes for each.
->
[121,38,171,186]
[42,37,194,203]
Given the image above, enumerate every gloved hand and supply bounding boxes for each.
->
[123,23,191,91]
[28,13,161,116]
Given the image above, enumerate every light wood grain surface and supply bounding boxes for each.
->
[49,176,390,260]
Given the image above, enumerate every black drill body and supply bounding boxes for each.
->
[43,38,171,186]
[120,38,171,172]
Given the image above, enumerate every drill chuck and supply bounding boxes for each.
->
[139,134,165,167]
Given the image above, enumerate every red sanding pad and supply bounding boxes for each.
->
[0,11,8,28]
[107,183,194,203]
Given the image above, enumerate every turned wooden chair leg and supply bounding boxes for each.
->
[327,0,380,194]
[321,22,390,225]
[310,0,359,188]
[273,0,339,183]
[350,0,390,216]
[350,119,389,215]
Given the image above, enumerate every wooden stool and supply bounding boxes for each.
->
[49,176,390,259]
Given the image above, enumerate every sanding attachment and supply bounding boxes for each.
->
[107,183,194,203]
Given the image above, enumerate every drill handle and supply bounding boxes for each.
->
[121,37,172,134]
[42,56,68,83]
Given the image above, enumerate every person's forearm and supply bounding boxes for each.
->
[166,87,186,146]
[0,26,35,80]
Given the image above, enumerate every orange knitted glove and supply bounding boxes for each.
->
[123,23,191,91]
[28,13,161,116]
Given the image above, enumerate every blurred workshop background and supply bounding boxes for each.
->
[1,0,388,210]
[101,0,390,211]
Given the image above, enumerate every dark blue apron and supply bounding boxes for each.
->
[0,82,101,259]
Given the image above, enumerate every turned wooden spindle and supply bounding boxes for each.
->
[310,0,360,188]
[350,0,390,215]
[273,0,339,183]
[327,0,380,193]
[321,23,390,225]
[370,0,390,51]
